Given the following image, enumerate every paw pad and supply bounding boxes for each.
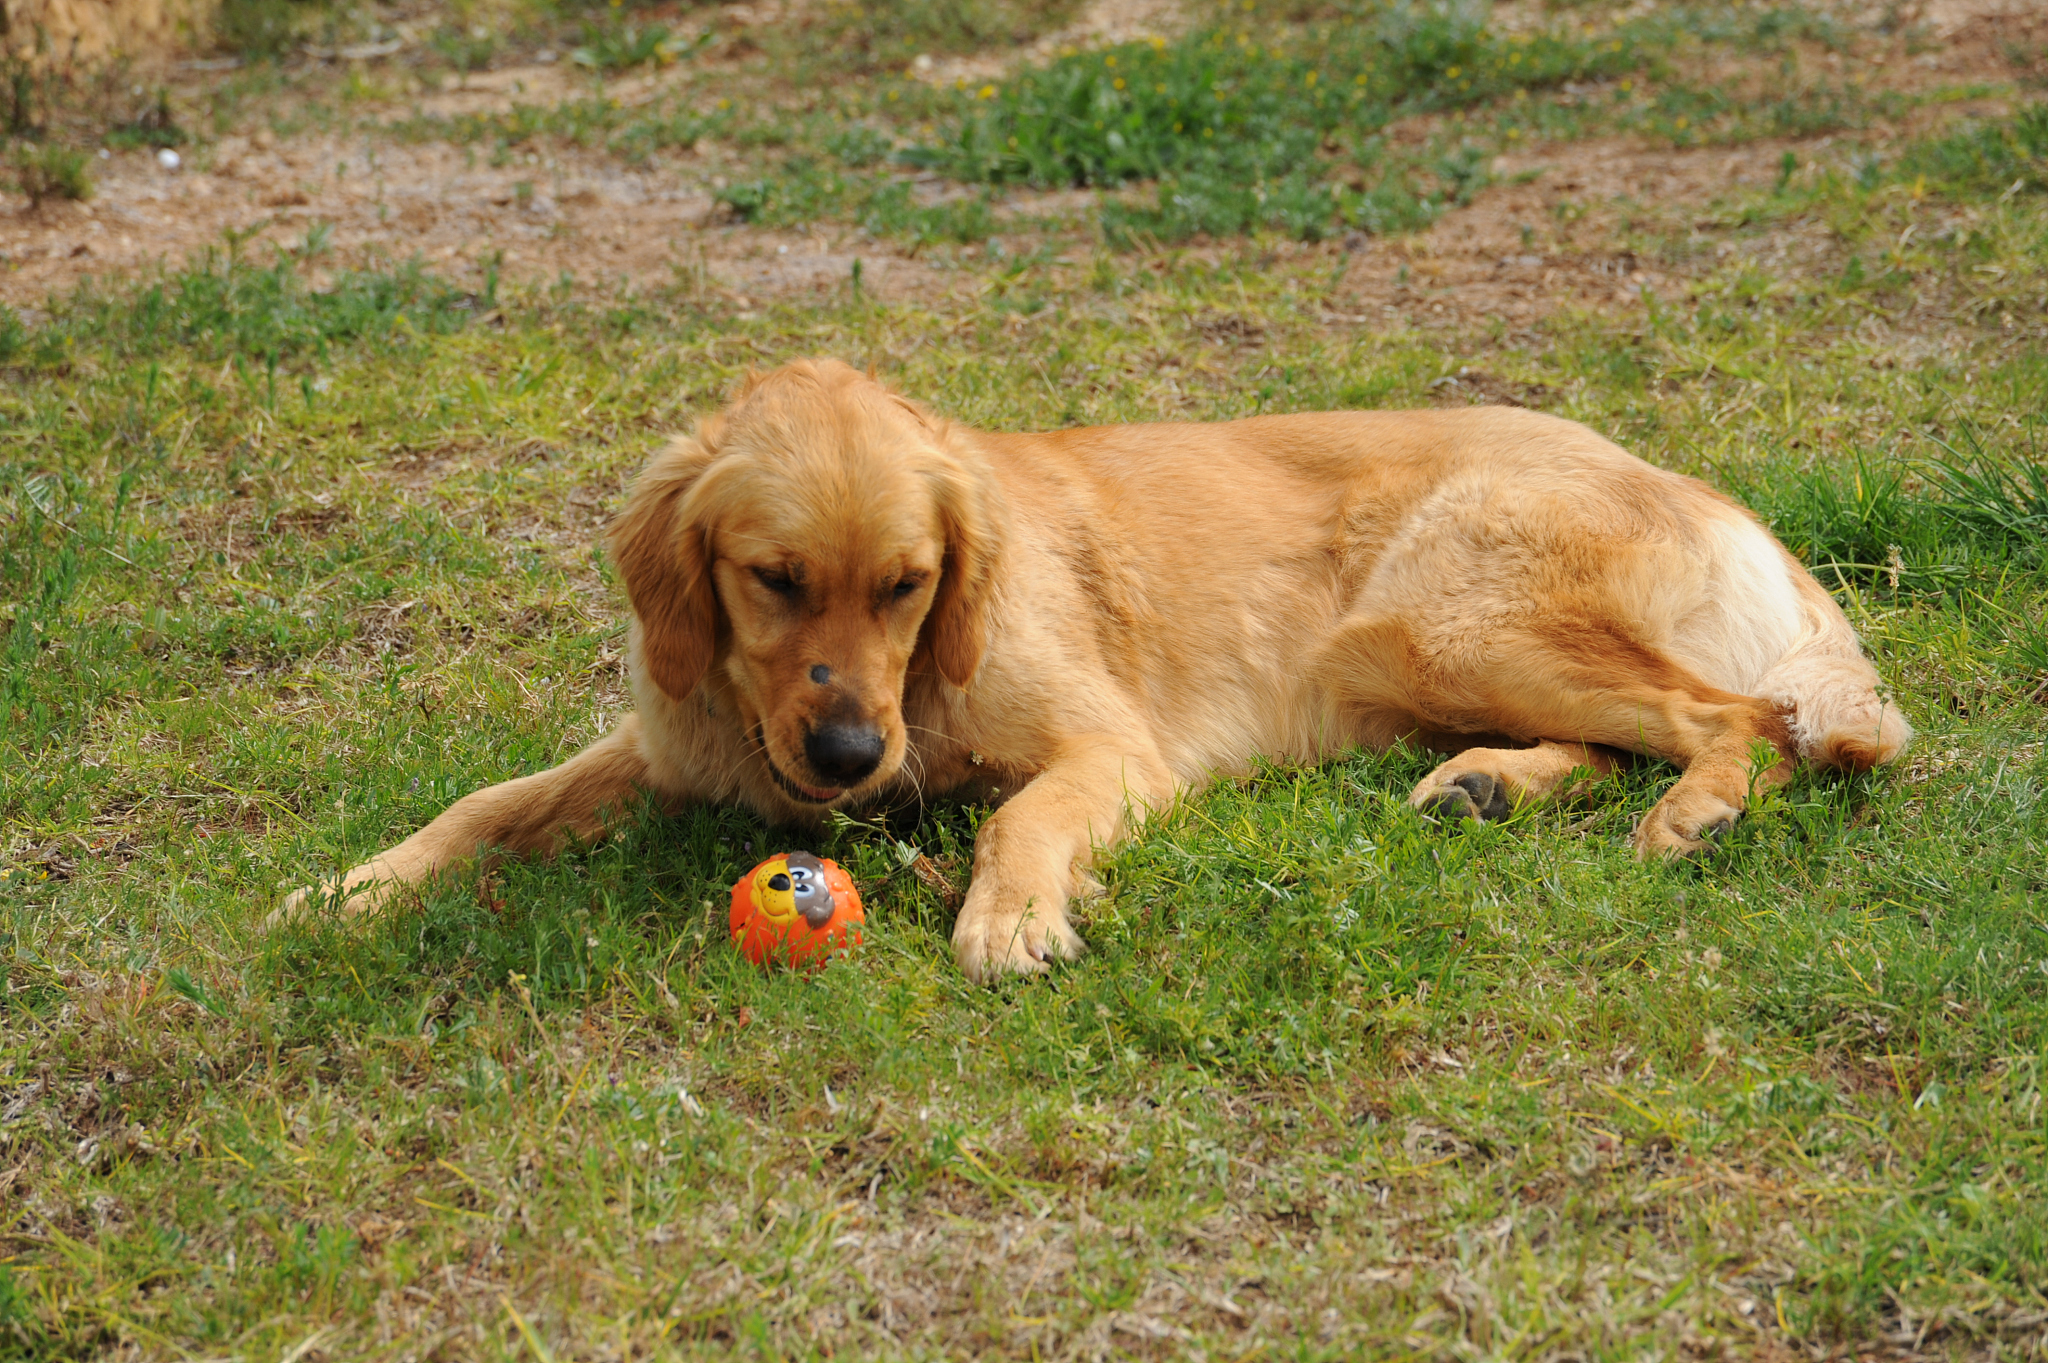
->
[1423,771,1510,824]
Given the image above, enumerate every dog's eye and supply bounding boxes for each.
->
[891,578,922,601]
[754,567,799,597]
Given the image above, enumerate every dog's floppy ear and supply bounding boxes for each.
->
[608,420,726,700]
[920,430,1005,690]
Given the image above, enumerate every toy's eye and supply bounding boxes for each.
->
[768,873,791,892]
[754,567,798,596]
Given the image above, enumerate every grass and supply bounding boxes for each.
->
[62,251,495,362]
[914,14,1645,188]
[4,6,2048,1359]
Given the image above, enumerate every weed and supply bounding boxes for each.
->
[105,89,187,150]
[825,123,896,169]
[10,141,92,206]
[713,177,774,223]
[569,21,706,73]
[3,56,35,137]
[429,25,498,73]
[213,0,304,59]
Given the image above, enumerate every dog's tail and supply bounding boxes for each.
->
[1756,577,1912,773]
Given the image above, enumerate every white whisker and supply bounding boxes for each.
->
[897,742,930,804]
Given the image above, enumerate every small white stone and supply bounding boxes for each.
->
[97,148,110,159]
[155,148,181,171]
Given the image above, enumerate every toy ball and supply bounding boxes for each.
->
[729,851,864,970]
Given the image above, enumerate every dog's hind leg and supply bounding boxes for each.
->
[1320,612,1796,858]
[1409,740,1628,824]
[272,714,659,925]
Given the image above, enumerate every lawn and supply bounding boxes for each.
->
[3,0,2047,1358]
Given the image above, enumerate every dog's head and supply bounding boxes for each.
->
[608,359,1001,807]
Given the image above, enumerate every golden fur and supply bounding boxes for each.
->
[279,360,1911,981]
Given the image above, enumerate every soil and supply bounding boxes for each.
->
[0,0,2035,328]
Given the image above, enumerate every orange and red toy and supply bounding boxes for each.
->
[728,851,864,969]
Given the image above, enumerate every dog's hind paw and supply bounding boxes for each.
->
[268,886,313,929]
[267,864,395,928]
[1633,794,1741,859]
[1410,770,1511,824]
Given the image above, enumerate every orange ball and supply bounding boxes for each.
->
[729,851,864,970]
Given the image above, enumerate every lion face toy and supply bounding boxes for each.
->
[729,851,864,969]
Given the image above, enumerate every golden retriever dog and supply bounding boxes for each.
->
[279,359,1910,981]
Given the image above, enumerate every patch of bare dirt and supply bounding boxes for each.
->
[407,62,593,119]
[1924,1,2048,87]
[1321,136,1818,336]
[407,59,703,118]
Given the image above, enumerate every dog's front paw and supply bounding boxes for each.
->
[951,882,1085,984]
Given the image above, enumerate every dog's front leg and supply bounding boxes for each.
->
[273,714,669,925]
[952,733,1173,983]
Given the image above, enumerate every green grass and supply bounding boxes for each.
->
[915,15,1643,188]
[1896,101,2048,198]
[48,251,494,363]
[4,14,2048,1360]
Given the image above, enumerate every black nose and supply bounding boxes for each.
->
[804,722,884,784]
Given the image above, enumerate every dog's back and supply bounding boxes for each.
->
[967,406,1905,777]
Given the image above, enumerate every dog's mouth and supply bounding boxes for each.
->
[767,759,844,805]
[751,726,847,804]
